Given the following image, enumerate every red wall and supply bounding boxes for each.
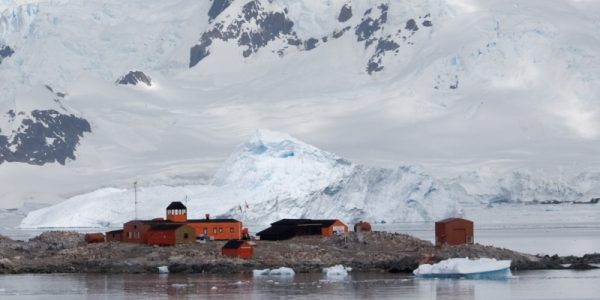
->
[147,230,176,246]
[321,220,349,237]
[188,222,242,240]
[222,242,253,259]
[435,219,474,246]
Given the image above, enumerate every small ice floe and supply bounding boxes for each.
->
[253,267,295,276]
[253,269,270,276]
[322,265,352,277]
[170,284,189,288]
[413,258,512,279]
[157,266,169,274]
[210,286,218,290]
[269,267,295,276]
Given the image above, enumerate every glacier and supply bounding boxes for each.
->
[20,129,463,228]
[0,0,599,221]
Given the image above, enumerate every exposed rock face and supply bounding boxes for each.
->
[0,44,14,64]
[338,4,352,23]
[0,110,91,165]
[115,71,152,87]
[1,92,92,166]
[189,1,433,75]
[190,0,299,67]
[208,0,234,21]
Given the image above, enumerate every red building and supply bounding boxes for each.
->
[106,230,123,242]
[116,201,245,245]
[435,218,474,246]
[147,224,196,246]
[354,221,372,232]
[221,240,254,259]
[187,216,244,241]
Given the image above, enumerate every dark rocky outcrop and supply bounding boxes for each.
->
[0,45,15,64]
[189,1,433,75]
[208,0,234,21]
[405,19,419,32]
[304,38,319,51]
[115,71,152,87]
[367,38,400,74]
[355,4,388,44]
[338,4,353,23]
[0,109,91,165]
[190,0,298,67]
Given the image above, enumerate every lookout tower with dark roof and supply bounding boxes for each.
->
[166,201,187,223]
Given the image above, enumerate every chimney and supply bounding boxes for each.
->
[205,213,210,220]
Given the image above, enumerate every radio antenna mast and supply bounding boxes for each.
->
[133,181,138,220]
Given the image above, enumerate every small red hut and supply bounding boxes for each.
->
[222,240,254,259]
[354,221,372,232]
[84,233,106,243]
[435,218,474,246]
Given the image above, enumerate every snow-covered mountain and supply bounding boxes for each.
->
[20,130,463,228]
[1,0,600,216]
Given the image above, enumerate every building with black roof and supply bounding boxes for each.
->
[257,218,348,241]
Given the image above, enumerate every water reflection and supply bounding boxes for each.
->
[1,270,599,299]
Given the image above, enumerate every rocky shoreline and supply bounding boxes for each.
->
[0,231,597,274]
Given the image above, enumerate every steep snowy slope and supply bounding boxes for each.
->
[1,0,600,212]
[20,130,463,227]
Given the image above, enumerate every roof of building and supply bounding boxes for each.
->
[187,218,241,223]
[222,240,248,249]
[436,217,473,224]
[270,218,339,227]
[126,220,170,225]
[149,224,186,231]
[166,201,187,210]
[256,225,296,236]
[106,229,123,234]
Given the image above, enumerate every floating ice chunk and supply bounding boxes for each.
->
[268,267,295,276]
[414,258,512,279]
[157,266,169,274]
[253,268,270,276]
[322,265,352,277]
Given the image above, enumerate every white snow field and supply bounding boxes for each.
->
[1,0,600,227]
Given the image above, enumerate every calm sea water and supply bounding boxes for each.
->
[0,270,599,299]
